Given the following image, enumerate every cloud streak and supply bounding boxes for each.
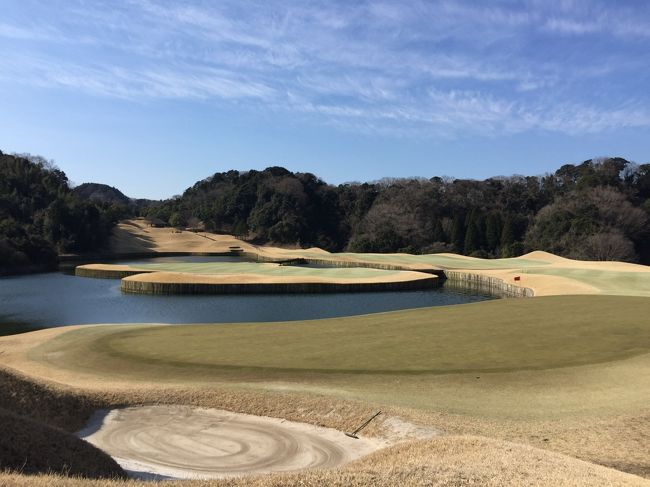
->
[1,0,649,137]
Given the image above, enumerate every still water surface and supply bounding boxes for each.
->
[1,257,493,335]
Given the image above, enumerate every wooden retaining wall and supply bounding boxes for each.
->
[74,253,532,298]
[305,258,443,276]
[442,271,534,298]
[120,275,440,295]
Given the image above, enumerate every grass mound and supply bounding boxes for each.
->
[0,369,102,431]
[0,370,125,480]
[0,408,126,480]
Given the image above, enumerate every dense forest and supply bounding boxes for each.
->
[0,152,130,274]
[144,157,650,264]
[2,150,650,273]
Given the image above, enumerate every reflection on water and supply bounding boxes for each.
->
[0,257,494,335]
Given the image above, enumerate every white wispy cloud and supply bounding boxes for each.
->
[1,0,649,137]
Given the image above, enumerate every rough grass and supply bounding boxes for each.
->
[2,436,648,486]
[0,368,103,431]
[0,370,126,479]
[0,408,126,480]
[1,359,649,481]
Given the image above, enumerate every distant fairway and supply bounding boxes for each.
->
[520,268,650,296]
[333,252,552,269]
[257,248,553,270]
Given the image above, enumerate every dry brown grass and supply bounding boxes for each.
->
[0,368,103,431]
[0,363,648,483]
[0,408,126,480]
[2,435,648,486]
[108,220,256,255]
[0,369,127,479]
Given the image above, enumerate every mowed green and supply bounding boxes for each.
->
[126,261,400,278]
[30,295,650,418]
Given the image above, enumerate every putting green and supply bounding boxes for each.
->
[32,296,650,375]
[18,295,650,419]
[125,262,401,279]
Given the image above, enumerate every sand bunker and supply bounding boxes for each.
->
[78,405,383,480]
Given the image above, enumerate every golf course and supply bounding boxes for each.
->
[1,221,649,486]
[5,0,650,483]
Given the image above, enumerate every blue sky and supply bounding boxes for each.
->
[1,0,650,199]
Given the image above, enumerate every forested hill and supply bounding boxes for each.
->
[73,183,158,211]
[0,152,127,274]
[144,158,650,264]
[2,152,649,271]
[73,183,130,205]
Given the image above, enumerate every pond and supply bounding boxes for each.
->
[0,257,494,335]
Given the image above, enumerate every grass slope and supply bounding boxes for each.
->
[0,408,126,480]
[0,370,125,479]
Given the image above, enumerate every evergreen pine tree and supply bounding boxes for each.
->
[485,213,502,252]
[451,214,465,253]
[500,215,516,257]
[431,218,445,242]
[464,210,481,255]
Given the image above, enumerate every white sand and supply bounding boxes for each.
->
[78,405,385,480]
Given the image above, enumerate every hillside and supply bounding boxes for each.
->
[0,152,117,274]
[3,153,650,273]
[142,157,650,264]
[73,183,130,205]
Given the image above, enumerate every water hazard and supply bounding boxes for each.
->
[1,257,493,335]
